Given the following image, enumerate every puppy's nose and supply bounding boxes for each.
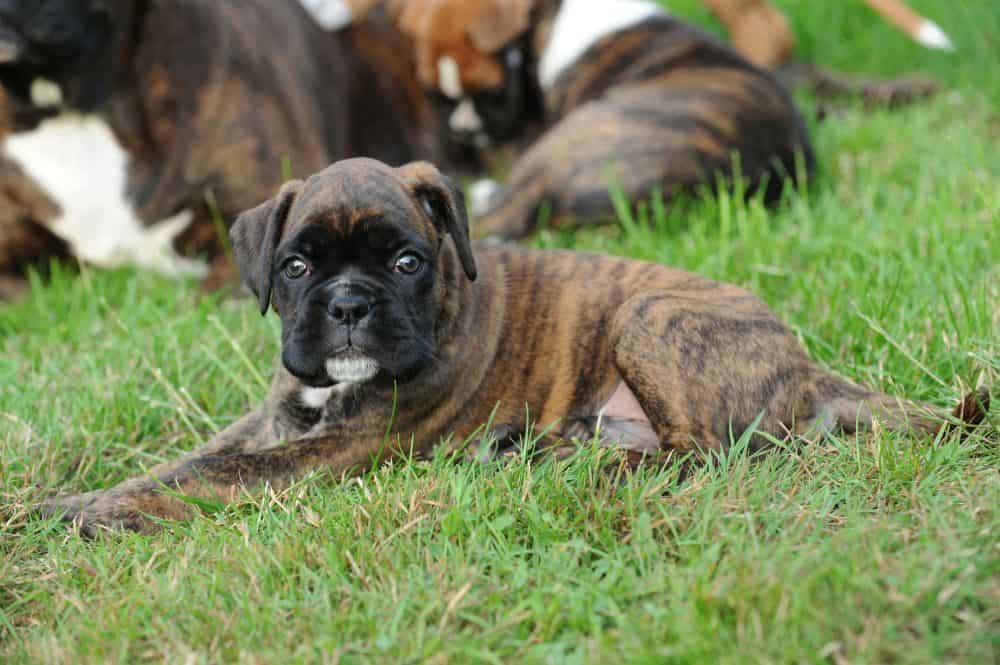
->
[329,294,371,324]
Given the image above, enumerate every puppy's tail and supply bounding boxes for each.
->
[814,377,991,440]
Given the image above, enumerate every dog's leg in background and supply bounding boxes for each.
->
[703,0,795,69]
[607,289,990,454]
[705,0,948,108]
[705,0,954,69]
[863,0,954,51]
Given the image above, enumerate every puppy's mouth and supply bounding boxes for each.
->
[325,350,379,385]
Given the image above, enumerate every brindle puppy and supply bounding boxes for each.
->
[43,158,989,535]
[400,0,815,240]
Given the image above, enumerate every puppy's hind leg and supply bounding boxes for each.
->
[609,289,992,455]
[607,288,835,454]
[804,377,991,441]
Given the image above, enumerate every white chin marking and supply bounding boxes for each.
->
[915,20,954,51]
[437,56,464,99]
[301,386,334,408]
[326,354,379,384]
[297,0,353,30]
[30,78,63,107]
[2,113,206,278]
[539,0,664,90]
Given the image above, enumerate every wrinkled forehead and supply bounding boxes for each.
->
[282,160,437,245]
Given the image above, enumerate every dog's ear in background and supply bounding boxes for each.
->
[464,0,534,53]
[230,179,303,315]
[397,161,477,282]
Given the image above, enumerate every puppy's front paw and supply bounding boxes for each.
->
[40,491,162,537]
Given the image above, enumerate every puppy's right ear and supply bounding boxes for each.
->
[229,180,303,315]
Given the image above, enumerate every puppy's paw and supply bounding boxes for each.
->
[39,491,162,537]
[40,490,100,518]
[465,423,519,464]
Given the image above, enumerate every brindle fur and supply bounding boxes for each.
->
[0,1,464,284]
[0,152,67,299]
[104,1,455,263]
[475,5,813,239]
[0,90,67,299]
[43,158,989,535]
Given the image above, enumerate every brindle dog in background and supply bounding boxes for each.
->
[396,0,814,241]
[43,158,989,536]
[0,0,464,288]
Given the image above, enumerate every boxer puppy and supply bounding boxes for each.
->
[398,0,815,241]
[0,0,454,285]
[43,158,989,535]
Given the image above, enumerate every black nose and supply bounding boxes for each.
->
[329,294,371,324]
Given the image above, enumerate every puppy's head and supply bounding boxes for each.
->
[398,0,539,146]
[0,0,120,112]
[230,158,477,389]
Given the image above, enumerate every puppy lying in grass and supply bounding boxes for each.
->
[42,158,991,536]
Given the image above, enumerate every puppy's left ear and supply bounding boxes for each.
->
[398,161,477,282]
[229,179,304,315]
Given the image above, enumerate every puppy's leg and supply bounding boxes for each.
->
[607,290,984,454]
[41,411,384,535]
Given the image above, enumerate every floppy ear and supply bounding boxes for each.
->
[467,0,534,53]
[397,161,477,282]
[229,179,303,315]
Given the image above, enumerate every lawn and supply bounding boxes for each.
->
[1,1,998,662]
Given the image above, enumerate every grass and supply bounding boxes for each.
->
[1,0,998,662]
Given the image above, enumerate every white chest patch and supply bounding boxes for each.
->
[297,0,353,30]
[538,0,666,90]
[2,111,204,277]
[300,386,335,408]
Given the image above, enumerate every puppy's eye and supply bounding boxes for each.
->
[282,258,310,279]
[393,253,422,275]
